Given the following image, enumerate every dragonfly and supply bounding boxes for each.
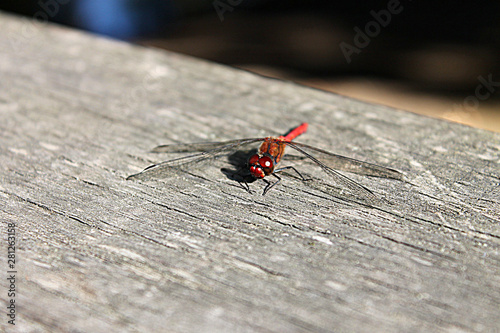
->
[127,123,404,201]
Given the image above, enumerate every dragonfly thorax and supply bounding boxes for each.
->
[248,153,275,179]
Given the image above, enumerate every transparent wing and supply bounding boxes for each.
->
[127,138,263,180]
[285,142,403,201]
[286,142,404,180]
[151,139,262,153]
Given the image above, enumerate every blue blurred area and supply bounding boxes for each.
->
[73,0,178,39]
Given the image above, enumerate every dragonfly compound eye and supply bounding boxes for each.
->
[249,165,265,179]
[248,154,259,165]
[259,156,273,169]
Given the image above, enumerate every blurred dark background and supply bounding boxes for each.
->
[2,0,499,131]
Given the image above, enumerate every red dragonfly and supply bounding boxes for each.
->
[127,123,403,200]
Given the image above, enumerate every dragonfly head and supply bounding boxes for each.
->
[248,154,274,179]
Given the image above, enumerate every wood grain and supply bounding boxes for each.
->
[0,12,499,333]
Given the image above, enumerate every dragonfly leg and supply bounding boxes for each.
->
[274,166,312,182]
[262,173,282,195]
[241,179,252,193]
[221,166,254,193]
[234,168,255,194]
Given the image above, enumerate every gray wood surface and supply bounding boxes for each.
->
[1,11,499,333]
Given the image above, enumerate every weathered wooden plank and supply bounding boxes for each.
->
[0,11,499,333]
